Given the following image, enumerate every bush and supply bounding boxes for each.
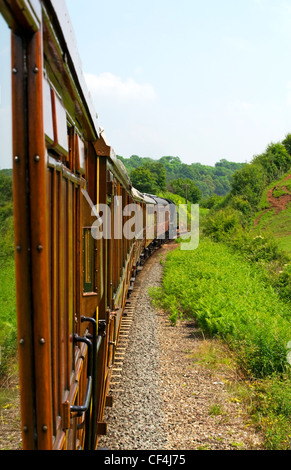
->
[200,194,228,210]
[156,239,291,378]
[0,328,17,377]
[250,375,291,450]
[252,142,291,183]
[231,164,267,208]
[273,264,291,304]
[228,231,284,264]
[0,172,13,205]
[0,258,17,379]
[230,195,252,217]
[167,178,202,203]
[202,207,244,242]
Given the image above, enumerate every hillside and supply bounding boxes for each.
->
[254,171,291,255]
[117,155,245,199]
[155,140,291,450]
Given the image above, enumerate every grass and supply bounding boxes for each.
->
[192,338,291,450]
[275,175,291,193]
[254,204,291,256]
[254,170,291,256]
[0,258,17,377]
[155,240,291,378]
[151,238,291,449]
[189,339,237,375]
[0,259,16,339]
[209,403,224,416]
[257,170,291,211]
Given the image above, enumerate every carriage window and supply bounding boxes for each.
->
[83,228,95,293]
[43,78,54,146]
[76,134,86,175]
[0,14,12,170]
[51,89,69,158]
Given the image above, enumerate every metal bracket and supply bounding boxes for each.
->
[70,334,93,417]
[98,319,107,337]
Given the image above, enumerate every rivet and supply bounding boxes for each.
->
[23,426,29,433]
[34,155,40,163]
[19,338,25,346]
[33,66,39,74]
[14,155,20,163]
[37,245,43,252]
[42,425,48,432]
[39,338,45,345]
[12,68,18,75]
[16,245,22,253]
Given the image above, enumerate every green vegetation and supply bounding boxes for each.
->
[200,136,291,304]
[252,171,291,256]
[1,131,291,447]
[167,178,202,204]
[130,161,167,194]
[0,259,17,376]
[0,170,17,378]
[118,154,245,199]
[152,239,291,449]
[151,134,291,449]
[154,240,291,375]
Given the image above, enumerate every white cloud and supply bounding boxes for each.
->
[83,72,160,157]
[85,72,157,105]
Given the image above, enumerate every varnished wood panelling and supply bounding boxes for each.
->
[49,167,59,437]
[27,30,53,450]
[11,31,35,450]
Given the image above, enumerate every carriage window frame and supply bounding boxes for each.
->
[83,227,96,295]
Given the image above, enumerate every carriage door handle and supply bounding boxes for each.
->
[70,334,93,416]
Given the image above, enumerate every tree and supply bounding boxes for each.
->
[158,156,182,179]
[167,178,202,203]
[0,172,13,206]
[252,143,291,183]
[282,133,291,156]
[130,167,159,194]
[143,162,167,191]
[231,164,266,208]
[119,154,246,199]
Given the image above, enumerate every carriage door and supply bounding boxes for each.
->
[71,185,103,449]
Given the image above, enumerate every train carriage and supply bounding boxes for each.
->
[0,0,176,450]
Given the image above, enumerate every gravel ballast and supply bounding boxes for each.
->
[98,251,168,450]
[0,244,265,450]
[98,244,264,451]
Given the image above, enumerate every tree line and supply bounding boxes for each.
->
[117,154,245,203]
[201,135,291,271]
[204,135,291,215]
[0,169,14,262]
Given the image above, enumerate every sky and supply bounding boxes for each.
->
[2,0,291,169]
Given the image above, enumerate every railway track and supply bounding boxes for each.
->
[110,255,156,395]
[97,244,177,450]
[1,1,179,449]
[1,240,265,451]
[98,242,266,451]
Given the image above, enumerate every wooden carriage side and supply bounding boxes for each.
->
[0,0,155,450]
